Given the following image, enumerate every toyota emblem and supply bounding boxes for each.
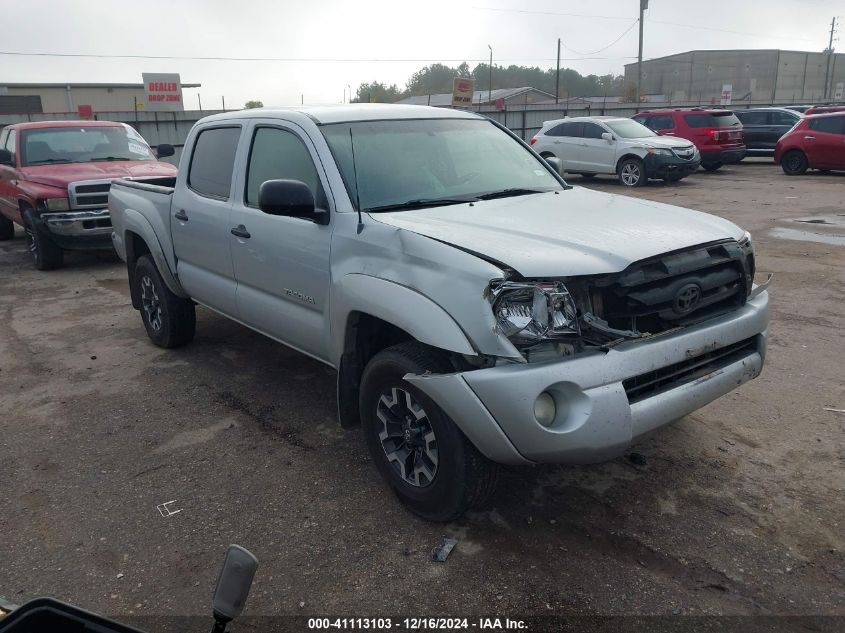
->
[673,283,702,314]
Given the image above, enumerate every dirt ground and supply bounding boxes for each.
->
[1,160,843,624]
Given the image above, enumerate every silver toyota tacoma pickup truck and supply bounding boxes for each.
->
[109,104,769,521]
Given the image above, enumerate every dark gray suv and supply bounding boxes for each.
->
[735,108,801,156]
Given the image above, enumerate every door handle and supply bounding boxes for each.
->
[174,209,189,221]
[804,136,815,140]
[230,224,251,239]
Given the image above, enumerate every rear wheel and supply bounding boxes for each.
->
[134,255,196,348]
[617,158,646,187]
[0,214,14,241]
[360,341,499,522]
[702,162,723,172]
[22,208,63,270]
[781,150,808,176]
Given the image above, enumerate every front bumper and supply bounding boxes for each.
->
[407,291,769,466]
[36,210,113,250]
[643,153,700,179]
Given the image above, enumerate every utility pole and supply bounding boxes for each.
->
[555,38,561,104]
[823,16,838,100]
[222,95,226,111]
[488,44,493,106]
[636,0,648,110]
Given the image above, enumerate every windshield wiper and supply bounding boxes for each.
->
[90,156,134,161]
[365,197,478,213]
[26,158,72,165]
[475,188,549,200]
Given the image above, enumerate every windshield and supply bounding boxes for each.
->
[320,118,563,211]
[605,119,657,139]
[20,124,156,166]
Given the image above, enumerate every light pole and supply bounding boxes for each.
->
[348,84,353,103]
[488,44,493,106]
[636,0,648,110]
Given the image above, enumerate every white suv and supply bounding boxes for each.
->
[531,116,701,186]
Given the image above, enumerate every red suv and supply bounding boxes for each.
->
[632,108,745,171]
[803,105,845,116]
[774,112,845,175]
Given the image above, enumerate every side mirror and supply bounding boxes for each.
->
[0,148,13,166]
[155,143,175,158]
[212,545,258,626]
[601,132,614,143]
[258,179,327,224]
[543,156,562,175]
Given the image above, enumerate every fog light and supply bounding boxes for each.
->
[533,392,556,427]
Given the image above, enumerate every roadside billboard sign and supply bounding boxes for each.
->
[142,73,184,111]
[835,82,844,101]
[720,84,733,106]
[452,78,475,108]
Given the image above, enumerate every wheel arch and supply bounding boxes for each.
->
[615,153,645,172]
[333,274,478,428]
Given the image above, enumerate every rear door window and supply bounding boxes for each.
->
[685,112,741,128]
[188,126,241,199]
[809,116,845,134]
[771,111,800,126]
[549,122,583,137]
[650,115,675,130]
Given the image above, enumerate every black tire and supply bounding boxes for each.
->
[0,214,14,241]
[701,162,723,172]
[617,158,646,187]
[781,150,808,176]
[359,341,498,521]
[134,254,195,348]
[22,208,63,270]
[581,173,597,179]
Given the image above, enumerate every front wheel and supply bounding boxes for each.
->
[617,158,646,187]
[359,342,499,521]
[22,209,63,270]
[781,150,808,175]
[134,255,196,348]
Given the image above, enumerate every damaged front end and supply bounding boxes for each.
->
[489,238,766,360]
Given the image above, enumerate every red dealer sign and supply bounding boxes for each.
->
[142,73,184,111]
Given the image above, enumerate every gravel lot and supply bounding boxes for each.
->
[1,160,843,623]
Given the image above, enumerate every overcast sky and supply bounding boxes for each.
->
[1,0,838,108]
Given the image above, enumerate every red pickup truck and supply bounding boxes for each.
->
[0,120,177,270]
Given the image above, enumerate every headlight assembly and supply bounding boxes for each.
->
[646,147,674,156]
[43,198,70,212]
[491,281,580,346]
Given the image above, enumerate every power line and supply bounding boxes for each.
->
[473,5,818,43]
[0,50,636,63]
[560,19,639,56]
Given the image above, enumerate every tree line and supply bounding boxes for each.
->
[353,62,626,103]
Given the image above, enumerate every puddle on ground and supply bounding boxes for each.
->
[791,215,845,228]
[769,227,845,247]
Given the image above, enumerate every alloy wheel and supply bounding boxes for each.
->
[376,386,438,487]
[621,163,641,186]
[140,275,163,331]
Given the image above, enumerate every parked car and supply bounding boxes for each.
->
[803,105,845,115]
[784,105,815,113]
[530,116,700,186]
[774,112,845,175]
[109,104,769,521]
[0,120,176,270]
[734,108,802,156]
[632,108,746,171]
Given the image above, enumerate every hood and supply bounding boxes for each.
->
[631,135,694,149]
[369,188,744,277]
[21,160,177,189]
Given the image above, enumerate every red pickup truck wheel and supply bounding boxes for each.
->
[22,209,63,270]
[134,255,196,348]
